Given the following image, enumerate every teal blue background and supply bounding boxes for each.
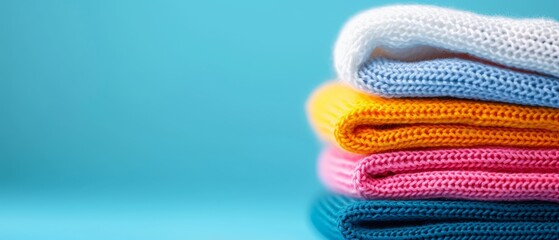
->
[1,0,558,239]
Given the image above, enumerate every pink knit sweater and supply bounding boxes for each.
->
[319,147,559,201]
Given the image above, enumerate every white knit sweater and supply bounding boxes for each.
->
[334,5,559,85]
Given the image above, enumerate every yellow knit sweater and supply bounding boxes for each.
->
[307,82,559,154]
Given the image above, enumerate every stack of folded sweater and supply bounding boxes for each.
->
[306,5,559,240]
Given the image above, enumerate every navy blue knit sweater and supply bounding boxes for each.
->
[311,194,559,240]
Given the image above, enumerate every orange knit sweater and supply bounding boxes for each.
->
[307,82,559,154]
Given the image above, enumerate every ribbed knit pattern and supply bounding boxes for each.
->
[311,194,559,240]
[319,147,559,201]
[306,82,559,154]
[357,58,559,108]
[334,5,559,86]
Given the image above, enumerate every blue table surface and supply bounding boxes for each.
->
[0,188,321,239]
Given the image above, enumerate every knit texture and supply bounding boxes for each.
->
[319,147,559,201]
[306,82,559,154]
[311,194,559,240]
[334,5,559,87]
[358,58,559,108]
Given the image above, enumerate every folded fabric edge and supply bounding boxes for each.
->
[306,82,559,154]
[319,146,559,201]
[356,57,559,108]
[311,193,559,240]
[333,4,559,85]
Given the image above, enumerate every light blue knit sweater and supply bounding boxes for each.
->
[355,58,559,108]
